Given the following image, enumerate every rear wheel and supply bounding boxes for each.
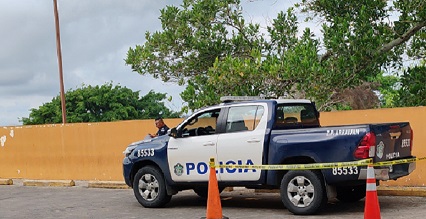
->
[336,185,366,202]
[133,166,171,208]
[280,170,327,215]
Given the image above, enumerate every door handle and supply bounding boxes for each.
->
[203,141,215,146]
[247,138,261,143]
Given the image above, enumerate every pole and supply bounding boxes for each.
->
[53,0,67,123]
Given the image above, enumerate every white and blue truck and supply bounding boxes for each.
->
[122,97,415,215]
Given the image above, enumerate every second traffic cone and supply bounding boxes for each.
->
[203,158,228,219]
[364,164,381,219]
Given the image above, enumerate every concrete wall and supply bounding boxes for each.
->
[0,107,424,186]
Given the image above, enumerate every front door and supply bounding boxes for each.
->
[167,108,221,182]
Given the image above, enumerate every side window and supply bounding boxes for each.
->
[226,105,264,133]
[274,103,319,129]
[181,109,220,137]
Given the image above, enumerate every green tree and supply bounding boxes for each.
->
[362,62,425,108]
[300,0,426,108]
[369,73,400,108]
[126,0,426,111]
[21,83,179,125]
[397,64,426,106]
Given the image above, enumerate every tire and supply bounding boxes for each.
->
[280,170,327,215]
[336,185,366,202]
[193,186,225,198]
[133,166,172,208]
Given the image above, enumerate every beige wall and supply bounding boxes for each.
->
[0,107,425,186]
[0,119,182,181]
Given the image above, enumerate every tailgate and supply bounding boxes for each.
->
[371,122,413,162]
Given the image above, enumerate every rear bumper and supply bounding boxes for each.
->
[358,162,416,181]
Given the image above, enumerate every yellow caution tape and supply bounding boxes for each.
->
[372,156,426,167]
[214,159,372,170]
[211,156,426,170]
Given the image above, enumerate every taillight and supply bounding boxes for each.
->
[354,132,376,159]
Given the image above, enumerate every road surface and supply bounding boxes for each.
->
[0,184,425,219]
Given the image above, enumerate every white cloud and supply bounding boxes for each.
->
[0,0,312,126]
[0,0,184,126]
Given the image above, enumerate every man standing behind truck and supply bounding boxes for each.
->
[149,117,169,138]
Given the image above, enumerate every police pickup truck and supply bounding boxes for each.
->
[122,97,415,215]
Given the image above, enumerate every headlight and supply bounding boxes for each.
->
[123,145,137,157]
[123,139,152,157]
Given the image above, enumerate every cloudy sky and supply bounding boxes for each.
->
[0,0,309,126]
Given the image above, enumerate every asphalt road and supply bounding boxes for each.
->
[1,184,426,219]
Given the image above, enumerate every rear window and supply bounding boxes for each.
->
[273,103,319,129]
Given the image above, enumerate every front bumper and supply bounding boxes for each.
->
[123,156,133,187]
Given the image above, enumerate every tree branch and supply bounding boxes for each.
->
[319,21,426,63]
[317,91,345,111]
[379,20,426,54]
[319,50,332,62]
[352,21,426,75]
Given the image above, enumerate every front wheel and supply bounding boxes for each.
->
[133,166,171,208]
[280,170,327,215]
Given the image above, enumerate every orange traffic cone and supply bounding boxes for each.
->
[364,164,381,219]
[201,158,228,219]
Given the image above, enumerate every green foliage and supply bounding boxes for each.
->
[394,0,426,59]
[21,83,180,125]
[371,73,400,108]
[397,64,426,106]
[126,0,426,111]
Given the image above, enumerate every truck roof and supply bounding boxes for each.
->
[274,99,312,104]
[219,96,312,104]
[190,97,313,114]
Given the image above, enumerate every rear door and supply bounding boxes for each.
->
[216,103,267,181]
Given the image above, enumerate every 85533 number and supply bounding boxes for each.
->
[137,148,155,157]
[332,166,358,175]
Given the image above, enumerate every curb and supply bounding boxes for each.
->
[0,178,13,185]
[254,187,426,197]
[254,189,279,193]
[88,181,130,189]
[23,179,75,187]
[4,179,426,197]
[377,186,426,197]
